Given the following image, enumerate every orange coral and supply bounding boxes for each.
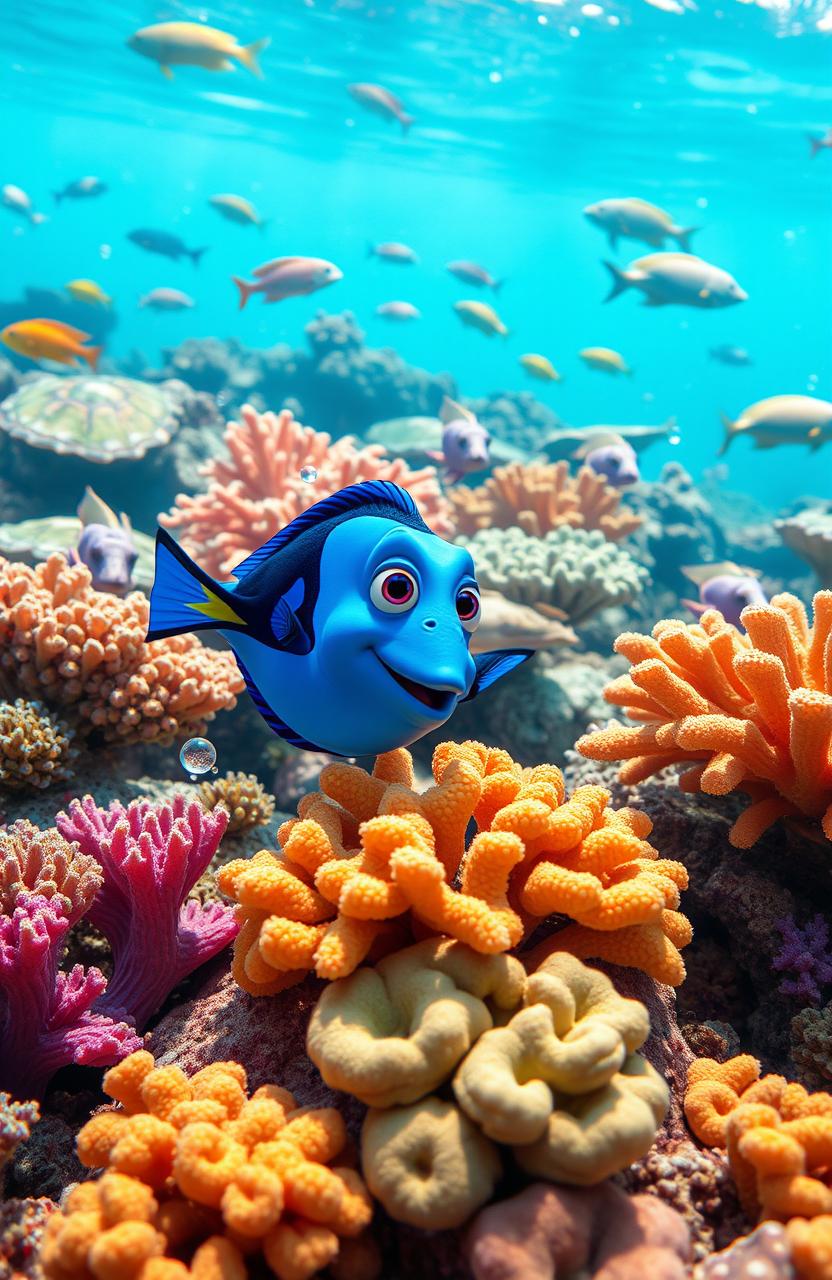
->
[685,1055,832,1226]
[160,405,453,580]
[577,591,832,848]
[0,555,242,745]
[787,1216,832,1280]
[447,460,642,542]
[44,1050,376,1280]
[218,739,691,992]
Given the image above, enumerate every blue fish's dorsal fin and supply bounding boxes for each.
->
[461,649,534,703]
[231,480,422,580]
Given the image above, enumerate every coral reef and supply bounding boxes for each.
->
[696,1221,795,1280]
[1,1093,39,1173]
[447,460,643,542]
[0,554,242,744]
[160,404,452,579]
[627,463,727,591]
[776,511,832,588]
[219,739,691,992]
[464,525,649,625]
[56,794,237,1028]
[199,770,276,835]
[0,697,78,790]
[620,1139,742,1260]
[42,1049,375,1280]
[791,1003,832,1088]
[466,1181,691,1280]
[772,915,832,1005]
[578,590,832,848]
[0,1197,56,1280]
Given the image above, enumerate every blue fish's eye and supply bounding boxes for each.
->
[455,586,481,632]
[370,567,419,614]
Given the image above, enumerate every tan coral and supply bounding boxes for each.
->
[578,591,832,848]
[0,555,242,745]
[160,404,452,580]
[447,460,642,542]
[198,771,276,835]
[0,697,78,790]
[0,817,100,920]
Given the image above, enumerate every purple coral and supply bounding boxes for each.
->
[0,892,140,1099]
[56,794,237,1028]
[772,914,832,1005]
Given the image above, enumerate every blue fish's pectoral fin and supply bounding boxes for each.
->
[461,649,534,703]
[146,527,248,642]
[233,653,327,752]
[271,578,312,654]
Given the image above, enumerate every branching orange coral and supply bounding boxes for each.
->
[43,1049,376,1280]
[684,1055,832,1227]
[577,591,832,848]
[160,405,453,580]
[0,555,242,745]
[218,739,691,992]
[447,460,643,542]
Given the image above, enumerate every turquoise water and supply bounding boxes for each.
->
[4,0,831,506]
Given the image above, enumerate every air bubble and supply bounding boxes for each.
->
[300,465,318,483]
[180,737,217,777]
[669,434,681,445]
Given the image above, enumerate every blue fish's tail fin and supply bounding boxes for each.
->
[146,528,247,642]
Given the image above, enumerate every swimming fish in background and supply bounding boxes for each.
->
[709,344,753,366]
[348,83,414,133]
[519,354,561,383]
[604,253,747,309]
[719,395,832,455]
[453,300,508,337]
[376,301,421,321]
[65,279,112,307]
[127,229,208,266]
[808,129,832,157]
[127,22,270,81]
[146,480,531,757]
[139,288,196,311]
[579,347,632,375]
[583,441,640,487]
[584,197,697,251]
[232,256,343,309]
[426,397,492,485]
[69,488,138,595]
[681,563,767,631]
[53,176,107,203]
[446,261,503,291]
[368,242,419,264]
[0,319,102,370]
[2,184,47,226]
[209,194,266,229]
[546,420,678,463]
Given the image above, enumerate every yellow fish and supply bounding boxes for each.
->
[519,354,561,382]
[65,279,111,307]
[579,347,632,375]
[209,194,266,229]
[1,318,101,369]
[453,300,508,338]
[719,395,832,455]
[127,22,270,81]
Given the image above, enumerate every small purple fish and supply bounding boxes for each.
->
[427,397,491,485]
[584,442,640,487]
[67,487,138,595]
[681,571,767,631]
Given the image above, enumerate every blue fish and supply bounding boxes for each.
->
[146,479,532,757]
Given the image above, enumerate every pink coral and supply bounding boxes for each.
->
[160,404,453,579]
[56,795,238,1029]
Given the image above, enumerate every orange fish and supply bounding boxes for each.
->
[1,318,102,369]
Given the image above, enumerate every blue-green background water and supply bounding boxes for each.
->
[4,0,831,507]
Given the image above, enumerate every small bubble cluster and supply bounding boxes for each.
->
[179,736,217,780]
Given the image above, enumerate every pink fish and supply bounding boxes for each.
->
[376,301,421,321]
[348,83,414,133]
[584,443,640,487]
[231,256,343,308]
[446,260,502,291]
[368,241,418,264]
[808,129,832,157]
[427,397,491,485]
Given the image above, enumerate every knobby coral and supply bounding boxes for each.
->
[773,915,832,1006]
[447,460,643,542]
[1,1093,39,1172]
[56,795,238,1028]
[466,1181,691,1280]
[218,739,691,993]
[160,404,452,580]
[198,770,276,835]
[0,698,78,790]
[0,555,242,745]
[42,1049,376,1280]
[577,591,832,848]
[694,1221,794,1280]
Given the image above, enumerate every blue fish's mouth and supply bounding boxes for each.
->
[373,652,457,716]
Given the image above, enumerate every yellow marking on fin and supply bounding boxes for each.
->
[185,584,246,626]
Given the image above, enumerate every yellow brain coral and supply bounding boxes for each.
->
[218,739,691,991]
[45,1050,375,1280]
[578,591,832,848]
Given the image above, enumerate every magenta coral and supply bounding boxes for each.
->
[0,892,140,1100]
[56,794,237,1029]
[772,914,832,1005]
